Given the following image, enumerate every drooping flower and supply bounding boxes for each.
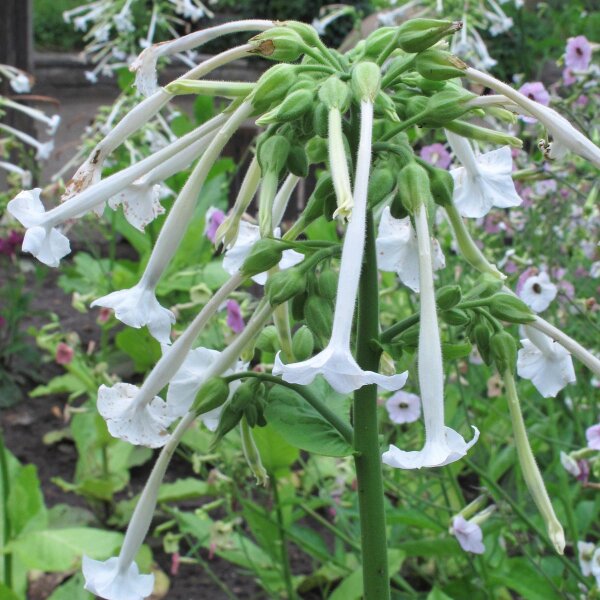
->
[565,36,592,71]
[517,325,576,397]
[446,131,522,218]
[559,451,580,477]
[376,206,445,292]
[91,283,175,345]
[222,221,303,285]
[108,182,166,232]
[204,206,226,243]
[55,343,74,365]
[274,99,408,396]
[385,391,421,424]
[382,202,478,470]
[83,556,154,600]
[450,515,485,554]
[419,143,451,169]
[586,423,600,450]
[517,82,550,123]
[578,541,596,577]
[225,299,245,333]
[517,271,557,313]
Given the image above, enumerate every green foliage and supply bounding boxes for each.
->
[33,0,83,50]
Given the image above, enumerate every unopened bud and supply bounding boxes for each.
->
[256,88,315,125]
[318,77,351,111]
[240,239,283,277]
[396,18,463,53]
[488,294,535,324]
[306,136,328,164]
[441,308,470,326]
[374,92,400,122]
[436,285,462,309]
[249,28,307,63]
[265,268,308,305]
[445,120,523,149]
[292,325,315,361]
[251,64,297,112]
[192,377,231,416]
[351,62,381,102]
[313,102,329,137]
[491,331,517,374]
[287,145,309,178]
[472,322,492,365]
[368,166,396,207]
[304,295,333,343]
[317,269,338,300]
[426,165,454,208]
[257,134,290,175]
[256,325,281,354]
[422,88,474,126]
[240,417,269,486]
[397,162,432,214]
[415,49,467,81]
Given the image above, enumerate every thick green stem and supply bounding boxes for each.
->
[353,212,391,600]
[272,473,296,600]
[0,429,13,589]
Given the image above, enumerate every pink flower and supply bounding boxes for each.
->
[419,143,451,169]
[562,68,577,85]
[576,95,589,107]
[204,207,225,244]
[515,266,538,295]
[97,307,112,324]
[170,553,180,576]
[226,299,245,333]
[451,516,485,554]
[565,36,592,72]
[586,423,600,450]
[55,342,74,365]
[517,82,550,124]
[385,391,421,424]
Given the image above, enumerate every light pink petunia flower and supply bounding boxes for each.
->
[518,82,550,124]
[204,206,226,244]
[226,299,245,333]
[419,143,451,169]
[565,36,592,71]
[586,423,600,450]
[451,516,485,554]
[385,391,421,424]
[55,342,74,365]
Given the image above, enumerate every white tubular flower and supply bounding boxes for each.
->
[518,271,557,313]
[274,100,408,396]
[0,97,61,135]
[271,174,300,227]
[167,347,245,426]
[578,541,596,577]
[517,325,575,398]
[10,73,32,93]
[0,160,32,188]
[445,131,522,218]
[450,515,485,554]
[91,281,175,344]
[328,107,354,220]
[108,182,165,232]
[223,221,303,285]
[466,68,600,167]
[83,556,154,600]
[130,20,272,97]
[382,203,478,470]
[0,123,54,161]
[7,189,70,267]
[376,206,445,292]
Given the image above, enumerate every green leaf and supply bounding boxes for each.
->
[252,425,299,474]
[489,558,563,600]
[115,327,161,373]
[194,95,215,124]
[157,478,214,503]
[395,538,459,557]
[0,583,21,600]
[7,464,47,537]
[265,379,352,457]
[9,528,124,571]
[427,587,455,600]
[48,573,93,600]
[441,342,473,360]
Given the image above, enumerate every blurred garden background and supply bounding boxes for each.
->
[0,1,599,599]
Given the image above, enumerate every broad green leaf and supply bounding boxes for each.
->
[427,587,455,600]
[194,95,214,123]
[157,478,214,502]
[47,573,93,600]
[489,558,563,600]
[115,327,161,373]
[265,379,352,457]
[252,424,299,473]
[7,464,47,536]
[0,583,21,600]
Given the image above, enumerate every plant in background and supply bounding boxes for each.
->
[4,14,600,600]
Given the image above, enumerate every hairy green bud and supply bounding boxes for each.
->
[256,88,315,125]
[368,166,396,207]
[318,76,351,111]
[265,268,308,305]
[440,308,471,326]
[249,28,307,63]
[192,377,231,416]
[292,325,315,361]
[415,48,467,81]
[426,165,454,208]
[488,294,536,324]
[473,322,492,365]
[306,136,328,164]
[313,102,329,137]
[397,161,432,214]
[396,19,463,53]
[304,295,333,343]
[317,269,338,300]
[351,62,382,102]
[287,145,309,177]
[240,239,283,277]
[436,285,462,310]
[491,331,517,375]
[256,325,281,354]
[251,64,296,112]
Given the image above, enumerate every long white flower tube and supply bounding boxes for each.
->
[108,128,220,231]
[271,173,300,227]
[92,102,254,342]
[131,20,273,96]
[0,97,60,135]
[517,325,576,398]
[8,114,226,267]
[64,43,254,199]
[465,68,600,167]
[0,123,53,161]
[97,272,243,447]
[0,161,32,187]
[327,107,354,219]
[445,130,522,218]
[382,203,478,470]
[274,100,408,395]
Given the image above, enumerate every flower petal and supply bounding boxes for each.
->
[22,225,70,267]
[108,182,165,231]
[83,555,154,600]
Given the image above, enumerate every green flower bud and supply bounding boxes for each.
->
[240,417,269,486]
[251,64,297,112]
[240,239,283,277]
[306,136,328,164]
[397,161,432,214]
[304,295,333,344]
[415,49,467,81]
[421,88,474,126]
[440,308,471,326]
[265,268,308,305]
[405,95,429,119]
[473,322,492,365]
[436,285,462,310]
[318,77,351,111]
[390,184,409,220]
[374,92,400,122]
[396,18,463,53]
[313,102,329,137]
[464,274,505,299]
[256,325,281,354]
[368,166,396,207]
[362,27,398,58]
[442,341,473,360]
[445,120,523,148]
[192,377,231,416]
[488,294,536,324]
[257,134,290,175]
[317,269,338,300]
[491,331,517,374]
[291,291,307,321]
[292,325,315,361]
[280,20,322,47]
[302,173,334,224]
[398,324,420,348]
[210,399,243,450]
[256,88,315,126]
[351,62,381,102]
[249,28,307,63]
[286,144,309,178]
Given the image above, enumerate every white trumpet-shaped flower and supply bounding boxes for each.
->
[466,68,600,167]
[91,281,175,345]
[274,100,408,396]
[446,131,522,218]
[382,203,479,470]
[0,123,54,161]
[7,189,70,267]
[0,161,32,188]
[376,206,445,292]
[0,97,61,135]
[83,556,154,600]
[517,325,575,397]
[108,181,166,231]
[167,346,245,428]
[222,221,303,285]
